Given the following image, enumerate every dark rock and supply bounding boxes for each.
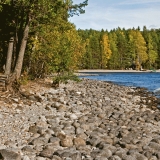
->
[29,125,39,134]
[149,142,160,151]
[49,137,60,145]
[155,152,160,159]
[54,149,81,159]
[22,145,36,154]
[144,150,152,159]
[151,136,160,144]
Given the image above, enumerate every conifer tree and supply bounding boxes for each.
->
[116,29,128,69]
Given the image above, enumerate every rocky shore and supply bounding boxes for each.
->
[0,78,160,160]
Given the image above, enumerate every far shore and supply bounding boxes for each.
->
[77,69,160,73]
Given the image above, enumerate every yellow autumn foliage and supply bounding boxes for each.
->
[100,34,112,68]
[129,30,148,70]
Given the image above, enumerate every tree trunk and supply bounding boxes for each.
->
[13,18,30,79]
[5,36,14,75]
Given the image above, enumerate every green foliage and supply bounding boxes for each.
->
[24,22,85,78]
[18,73,29,85]
[108,32,119,69]
[78,29,102,69]
[52,72,81,86]
[78,27,160,70]
[0,0,87,79]
[1,0,160,82]
[68,0,88,17]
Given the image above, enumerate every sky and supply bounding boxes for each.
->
[69,0,160,31]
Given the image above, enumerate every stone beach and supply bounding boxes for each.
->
[0,78,160,160]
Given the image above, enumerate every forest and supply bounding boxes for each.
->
[0,0,160,85]
[77,27,160,71]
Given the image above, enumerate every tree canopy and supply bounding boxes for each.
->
[0,0,88,82]
[1,0,160,88]
[77,27,160,70]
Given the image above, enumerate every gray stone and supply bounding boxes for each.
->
[94,157,108,160]
[149,142,160,151]
[130,152,148,160]
[30,137,49,146]
[88,137,101,147]
[36,157,46,160]
[109,155,121,160]
[1,78,160,160]
[123,155,136,160]
[49,137,60,145]
[69,151,81,160]
[76,127,84,135]
[114,148,127,159]
[39,148,54,158]
[22,145,35,153]
[22,155,30,160]
[100,149,112,158]
[29,125,39,134]
[51,155,62,160]
[54,149,81,159]
[29,95,37,101]
[0,149,21,160]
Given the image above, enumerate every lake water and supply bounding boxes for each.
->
[80,72,160,96]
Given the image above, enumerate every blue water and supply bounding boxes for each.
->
[80,72,160,94]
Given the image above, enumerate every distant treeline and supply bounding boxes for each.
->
[77,26,160,70]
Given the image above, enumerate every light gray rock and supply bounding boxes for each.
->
[0,79,160,159]
[22,155,30,160]
[51,155,62,160]
[36,157,46,160]
[109,155,121,160]
[30,137,48,146]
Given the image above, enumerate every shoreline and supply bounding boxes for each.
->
[0,79,160,159]
[77,70,160,97]
[77,69,160,73]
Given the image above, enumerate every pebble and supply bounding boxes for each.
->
[0,79,159,159]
